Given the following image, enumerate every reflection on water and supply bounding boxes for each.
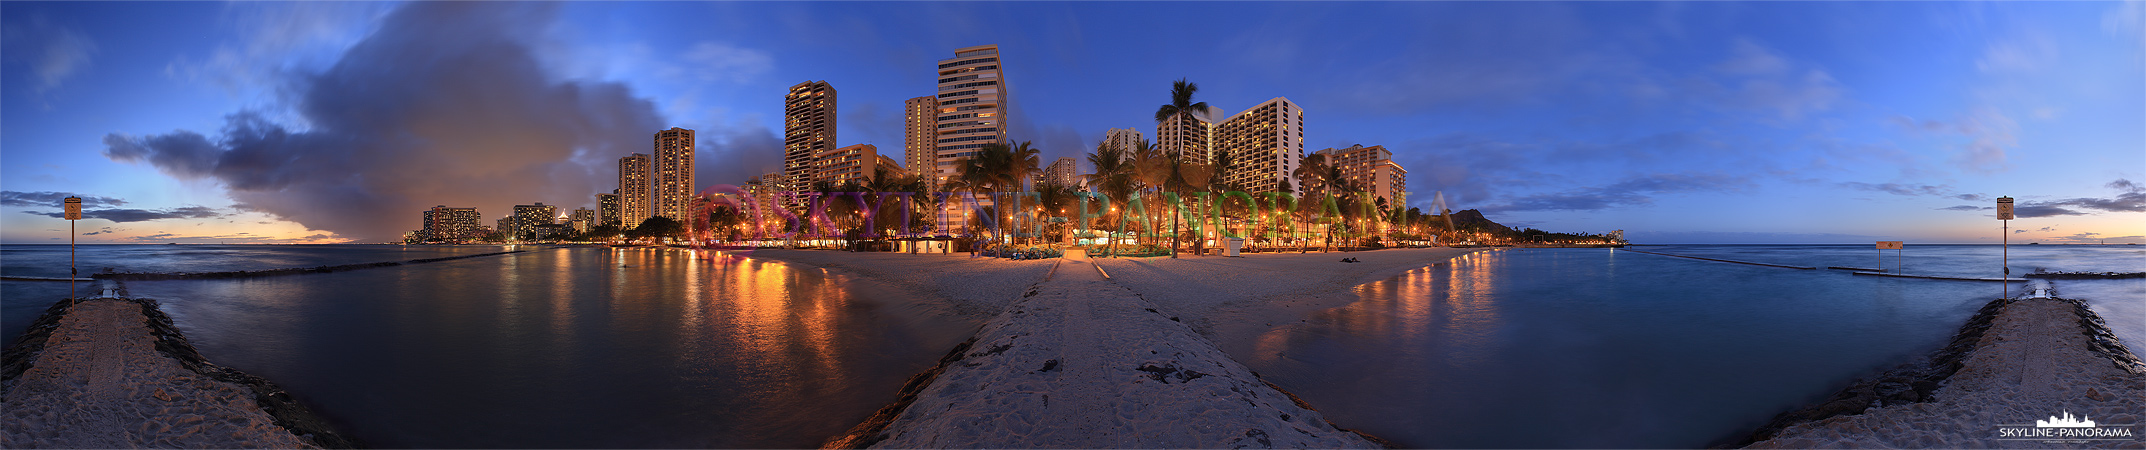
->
[1248,248,2012,448]
[119,247,971,448]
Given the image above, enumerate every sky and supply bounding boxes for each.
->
[2,1,2141,244]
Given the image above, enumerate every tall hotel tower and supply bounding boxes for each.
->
[1216,98,1306,194]
[931,45,1008,185]
[903,96,939,186]
[619,153,651,228]
[1155,108,1214,164]
[652,127,695,221]
[1104,127,1145,161]
[785,81,837,203]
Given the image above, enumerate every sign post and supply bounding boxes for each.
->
[1997,197,2014,298]
[1877,241,1904,273]
[63,197,82,305]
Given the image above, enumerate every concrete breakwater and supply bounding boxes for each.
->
[825,255,1386,449]
[1728,295,2145,448]
[93,250,526,280]
[0,297,356,448]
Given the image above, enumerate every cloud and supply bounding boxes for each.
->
[1938,205,1992,211]
[1481,173,1748,212]
[1976,32,2058,73]
[1,15,98,93]
[81,227,115,236]
[104,3,666,242]
[675,41,772,84]
[22,206,225,223]
[0,191,126,208]
[2016,178,2146,215]
[694,116,785,189]
[164,2,388,96]
[1713,39,1790,76]
[1839,182,1950,197]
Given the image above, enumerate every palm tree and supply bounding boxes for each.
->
[1292,153,1330,251]
[1128,138,1171,248]
[1085,139,1137,256]
[1154,78,1211,141]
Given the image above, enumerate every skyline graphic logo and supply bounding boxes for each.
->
[1994,410,2135,443]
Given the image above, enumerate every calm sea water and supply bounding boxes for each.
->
[2,244,2138,448]
[1243,244,2145,448]
[1,245,973,448]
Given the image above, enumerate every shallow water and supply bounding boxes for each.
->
[1245,245,2143,448]
[4,245,973,448]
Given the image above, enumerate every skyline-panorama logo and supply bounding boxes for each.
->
[1994,410,2136,443]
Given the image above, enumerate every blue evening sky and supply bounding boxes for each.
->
[2,1,2141,244]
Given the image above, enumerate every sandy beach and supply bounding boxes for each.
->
[1747,296,2146,448]
[745,247,1476,448]
[0,298,321,448]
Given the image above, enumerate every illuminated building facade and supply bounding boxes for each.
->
[1313,144,1408,208]
[932,45,1008,186]
[597,191,620,227]
[785,81,837,205]
[1215,97,1305,194]
[652,127,695,222]
[619,153,651,228]
[420,206,484,242]
[904,96,938,187]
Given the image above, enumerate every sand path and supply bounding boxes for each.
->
[0,299,317,449]
[862,251,1382,448]
[1750,298,2146,448]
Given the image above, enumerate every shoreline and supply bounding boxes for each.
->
[0,297,356,448]
[760,247,1480,447]
[1736,295,2146,448]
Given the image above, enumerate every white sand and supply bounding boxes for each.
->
[1089,248,1478,356]
[737,249,1058,320]
[0,299,317,448]
[1750,298,2146,448]
[863,251,1381,448]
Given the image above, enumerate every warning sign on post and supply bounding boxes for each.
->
[1996,197,2015,220]
[63,197,81,221]
[1877,241,1904,250]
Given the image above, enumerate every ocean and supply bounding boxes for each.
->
[1,244,973,448]
[1243,244,2144,448]
[0,243,2137,447]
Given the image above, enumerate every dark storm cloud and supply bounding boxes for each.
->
[0,191,125,208]
[101,3,665,242]
[696,120,784,188]
[21,206,223,223]
[1481,173,1747,213]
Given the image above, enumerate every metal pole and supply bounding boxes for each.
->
[70,219,76,306]
[2003,219,2009,298]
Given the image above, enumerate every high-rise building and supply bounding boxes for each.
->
[904,96,939,186]
[619,153,651,228]
[1105,127,1147,161]
[509,202,559,239]
[1313,144,1407,209]
[1215,97,1306,194]
[815,143,894,186]
[420,206,484,242]
[652,127,696,222]
[597,191,620,227]
[785,81,837,202]
[932,45,1008,186]
[1040,157,1078,188]
[1155,108,1215,163]
[569,208,595,233]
